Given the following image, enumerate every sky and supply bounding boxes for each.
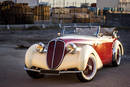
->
[41,0,96,7]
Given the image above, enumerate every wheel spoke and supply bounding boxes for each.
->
[88,65,92,70]
[84,58,94,76]
[77,54,97,82]
[116,49,121,63]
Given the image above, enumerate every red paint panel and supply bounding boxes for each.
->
[53,41,65,69]
[93,42,113,64]
[47,41,55,69]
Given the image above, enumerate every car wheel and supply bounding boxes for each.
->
[26,70,43,79]
[77,54,97,82]
[112,46,122,66]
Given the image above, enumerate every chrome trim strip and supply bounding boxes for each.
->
[24,67,40,73]
[46,40,55,69]
[59,71,82,74]
[53,40,66,69]
[51,40,56,69]
[24,67,82,74]
[63,25,99,28]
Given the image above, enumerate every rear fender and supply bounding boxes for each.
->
[113,40,124,56]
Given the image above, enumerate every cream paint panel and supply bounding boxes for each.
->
[60,35,114,42]
[55,45,103,71]
[31,53,49,69]
[25,44,37,68]
[25,44,103,71]
[79,45,103,71]
[25,44,81,70]
[56,52,80,70]
[99,36,114,42]
[25,44,48,69]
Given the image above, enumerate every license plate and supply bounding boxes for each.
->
[41,70,60,75]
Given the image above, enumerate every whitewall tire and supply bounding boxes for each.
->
[112,46,122,66]
[26,70,43,79]
[77,54,97,82]
[25,65,43,79]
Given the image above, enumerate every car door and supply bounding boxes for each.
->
[93,36,114,64]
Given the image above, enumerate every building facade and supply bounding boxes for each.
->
[97,0,119,9]
[0,0,45,7]
[97,0,130,11]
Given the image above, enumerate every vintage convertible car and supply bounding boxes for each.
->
[24,25,124,82]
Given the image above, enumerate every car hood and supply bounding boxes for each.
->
[57,35,99,45]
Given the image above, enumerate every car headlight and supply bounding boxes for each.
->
[36,42,45,53]
[66,43,77,54]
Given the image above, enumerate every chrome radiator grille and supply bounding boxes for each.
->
[47,40,65,69]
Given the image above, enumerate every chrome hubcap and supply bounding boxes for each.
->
[83,58,94,77]
[116,49,121,65]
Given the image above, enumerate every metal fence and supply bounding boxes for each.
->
[0,23,100,29]
[0,24,51,29]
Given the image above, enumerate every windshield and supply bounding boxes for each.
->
[62,26,99,36]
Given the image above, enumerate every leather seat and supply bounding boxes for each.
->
[100,27,117,36]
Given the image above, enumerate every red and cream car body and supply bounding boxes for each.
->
[24,26,124,82]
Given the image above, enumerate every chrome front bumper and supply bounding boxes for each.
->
[24,67,82,75]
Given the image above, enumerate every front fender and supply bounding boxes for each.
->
[25,44,48,69]
[79,45,103,71]
[25,44,38,68]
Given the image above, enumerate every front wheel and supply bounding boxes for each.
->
[77,54,97,82]
[26,70,43,79]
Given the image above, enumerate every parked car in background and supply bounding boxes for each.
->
[24,25,124,82]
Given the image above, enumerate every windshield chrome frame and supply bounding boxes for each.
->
[61,25,100,37]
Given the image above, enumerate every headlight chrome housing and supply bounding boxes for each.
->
[66,43,77,54]
[36,42,45,53]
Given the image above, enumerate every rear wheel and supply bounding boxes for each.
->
[77,54,97,82]
[112,47,122,66]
